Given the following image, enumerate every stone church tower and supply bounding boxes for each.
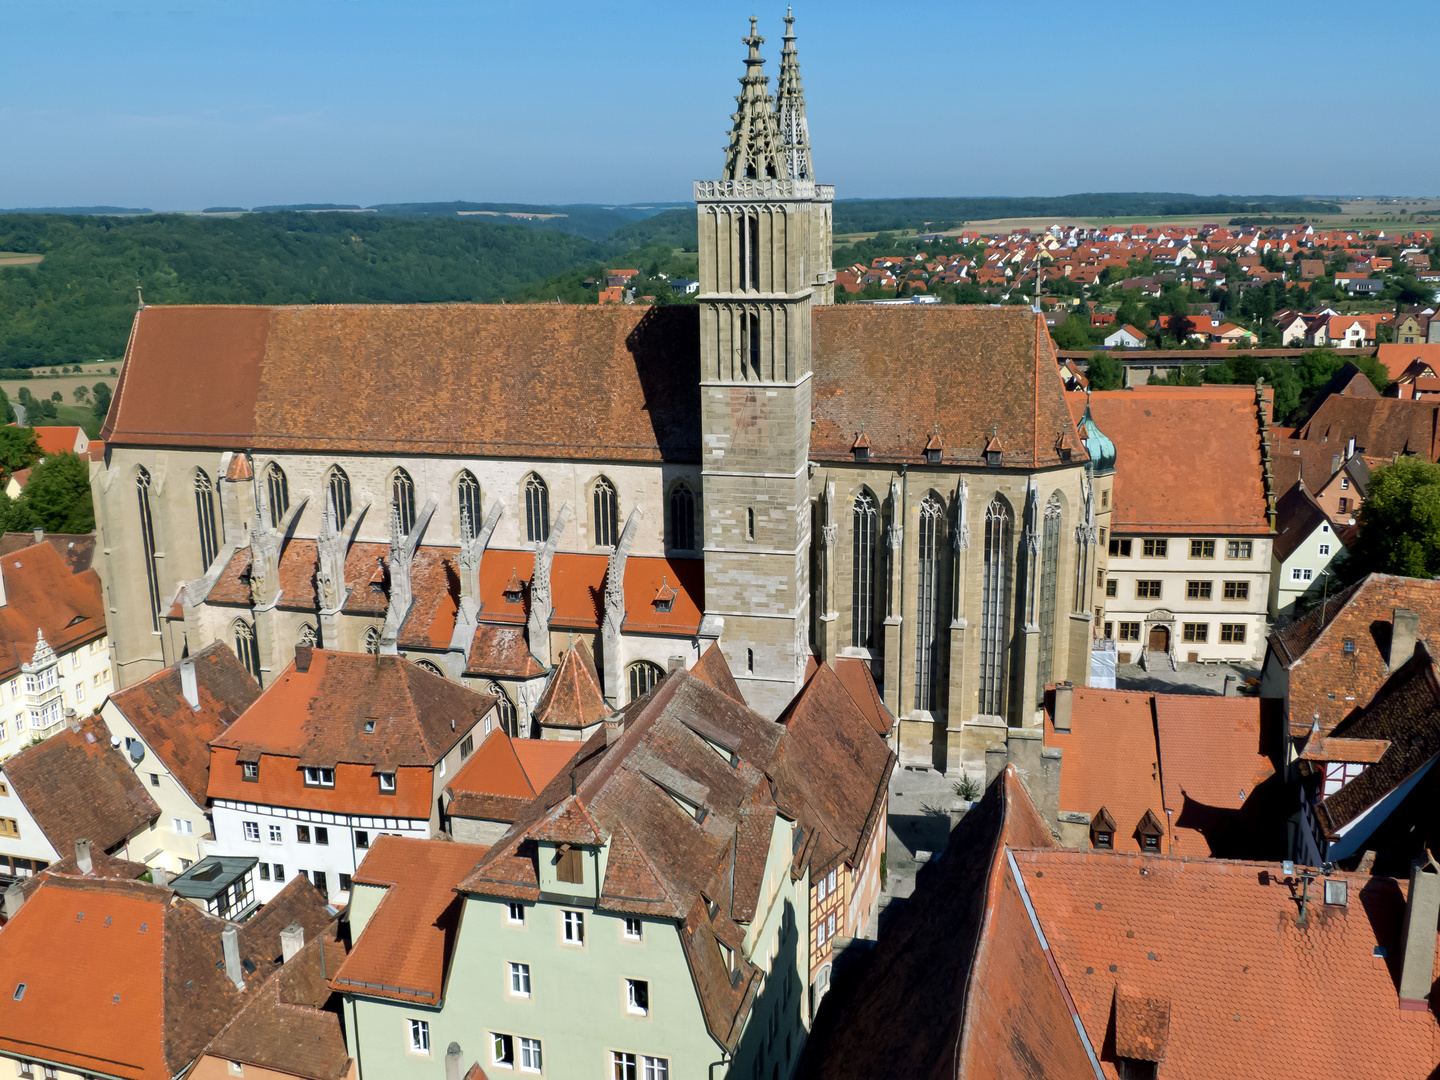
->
[696,15,833,717]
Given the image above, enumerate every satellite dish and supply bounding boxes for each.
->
[128,739,145,764]
[110,735,121,748]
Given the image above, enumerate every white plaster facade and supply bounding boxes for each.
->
[0,635,111,762]
[1269,518,1345,623]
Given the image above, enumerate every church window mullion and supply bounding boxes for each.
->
[1037,497,1061,698]
[914,497,944,713]
[852,493,877,650]
[980,500,1011,716]
[194,469,219,572]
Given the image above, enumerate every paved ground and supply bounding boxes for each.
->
[1115,657,1262,696]
[873,764,967,936]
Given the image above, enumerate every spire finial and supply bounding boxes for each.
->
[722,17,785,181]
[775,7,813,180]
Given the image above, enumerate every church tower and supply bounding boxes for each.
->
[696,14,833,718]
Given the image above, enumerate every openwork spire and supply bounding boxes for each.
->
[775,7,813,180]
[722,17,786,181]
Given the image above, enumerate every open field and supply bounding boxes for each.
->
[0,253,43,266]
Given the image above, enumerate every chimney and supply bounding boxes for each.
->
[280,922,305,963]
[31,527,42,545]
[1391,608,1420,669]
[1052,682,1073,733]
[604,712,625,747]
[1400,855,1440,1008]
[2,882,23,919]
[295,644,313,673]
[221,926,245,991]
[152,866,171,886]
[667,654,685,673]
[179,656,199,711]
[445,1043,464,1080]
[74,838,92,875]
[1331,453,1341,476]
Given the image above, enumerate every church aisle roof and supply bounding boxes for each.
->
[105,303,1086,472]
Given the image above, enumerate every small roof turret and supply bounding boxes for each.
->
[1079,391,1116,476]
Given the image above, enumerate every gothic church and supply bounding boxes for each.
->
[92,14,1107,774]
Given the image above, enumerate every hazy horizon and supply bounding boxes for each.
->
[3,0,1436,210]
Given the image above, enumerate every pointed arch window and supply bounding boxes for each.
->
[136,467,162,632]
[627,661,664,703]
[326,466,352,528]
[414,659,443,677]
[740,310,761,379]
[670,483,696,551]
[525,475,550,544]
[852,492,878,650]
[194,469,219,572]
[1036,496,1062,698]
[457,471,482,540]
[265,463,289,529]
[914,497,944,713]
[233,619,260,682]
[980,499,1012,716]
[297,623,318,648]
[391,469,416,537]
[362,626,381,655]
[593,476,618,548]
[488,681,518,737]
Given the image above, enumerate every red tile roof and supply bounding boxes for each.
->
[1087,387,1271,534]
[332,836,489,1005]
[688,641,746,706]
[0,541,105,679]
[444,728,579,822]
[105,642,261,806]
[1297,395,1440,463]
[831,657,895,736]
[531,639,609,731]
[29,426,83,456]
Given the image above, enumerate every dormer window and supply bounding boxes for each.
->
[852,429,871,462]
[503,569,525,605]
[1090,806,1117,851]
[653,577,676,614]
[302,767,334,788]
[984,429,1003,468]
[378,772,396,793]
[1136,809,1165,852]
[923,429,944,465]
[241,762,259,783]
[555,844,583,884]
[363,719,376,734]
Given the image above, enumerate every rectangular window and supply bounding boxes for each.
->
[1109,538,1131,557]
[1101,489,1110,508]
[1223,581,1250,600]
[1182,623,1208,643]
[613,1053,638,1080]
[508,902,526,925]
[562,909,585,944]
[626,978,649,1016]
[408,1018,430,1054]
[242,762,259,782]
[297,825,311,844]
[1220,623,1247,643]
[355,830,370,849]
[312,870,328,896]
[1318,544,1331,556]
[1340,477,1350,490]
[1338,497,1349,512]
[1135,580,1161,599]
[0,818,20,839]
[460,734,474,758]
[149,772,160,787]
[175,818,195,836]
[492,1033,514,1067]
[555,845,584,884]
[1189,539,1215,558]
[259,863,270,881]
[1103,621,1113,639]
[1118,622,1141,642]
[378,772,396,793]
[302,767,335,788]
[71,653,79,670]
[74,683,84,702]
[1142,538,1167,557]
[1105,579,1117,598]
[1226,540,1253,559]
[1096,567,1105,588]
[273,863,284,880]
[509,961,531,997]
[242,820,259,842]
[642,1058,668,1080]
[314,827,329,846]
[1186,580,1212,600]
[519,1038,542,1073]
[623,917,643,941]
[339,873,352,892]
[1292,568,1313,581]
[1099,527,1107,545]
[268,824,282,843]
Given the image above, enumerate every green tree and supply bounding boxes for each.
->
[1169,313,1195,345]
[1051,317,1093,351]
[1347,457,1440,579]
[1086,351,1123,391]
[17,452,93,532]
[0,427,41,477]
[91,382,112,423]
[72,386,89,404]
[0,387,13,425]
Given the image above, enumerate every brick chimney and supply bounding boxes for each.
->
[222,926,245,990]
[1391,608,1420,670]
[280,922,305,963]
[1052,682,1073,733]
[74,838,92,875]
[295,644,313,673]
[1399,855,1440,1009]
[179,656,199,711]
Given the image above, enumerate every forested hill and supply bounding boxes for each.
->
[0,212,607,366]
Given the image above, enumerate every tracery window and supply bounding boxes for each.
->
[525,475,550,544]
[457,470,482,539]
[627,661,664,703]
[362,626,381,655]
[414,659,443,676]
[1036,495,1061,698]
[488,682,518,737]
[914,497,944,712]
[297,623,318,648]
[391,469,416,537]
[326,466,352,528]
[669,483,696,551]
[137,468,162,631]
[194,469,219,571]
[980,499,1012,716]
[593,476,618,548]
[265,463,289,529]
[233,620,260,682]
[852,492,878,650]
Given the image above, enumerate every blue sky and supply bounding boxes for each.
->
[2,0,1435,210]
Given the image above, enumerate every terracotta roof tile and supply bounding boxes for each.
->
[3,716,160,854]
[105,642,260,805]
[532,639,610,731]
[0,541,105,679]
[0,532,96,574]
[1298,395,1440,462]
[465,625,545,679]
[333,836,489,1005]
[30,426,83,456]
[689,641,746,707]
[444,728,578,823]
[831,656,894,736]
